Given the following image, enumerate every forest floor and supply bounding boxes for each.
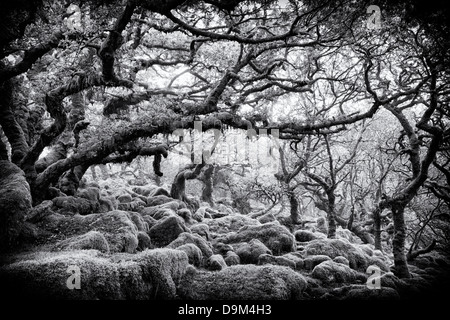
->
[1,178,449,301]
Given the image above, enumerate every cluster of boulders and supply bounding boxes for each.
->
[1,175,450,300]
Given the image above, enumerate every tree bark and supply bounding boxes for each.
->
[391,205,411,278]
[201,165,214,206]
[288,189,300,224]
[373,206,382,250]
[0,79,29,164]
[326,191,337,238]
[0,130,9,160]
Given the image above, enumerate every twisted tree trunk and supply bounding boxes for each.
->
[391,205,411,278]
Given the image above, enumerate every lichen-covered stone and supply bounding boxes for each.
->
[176,243,203,267]
[167,232,213,262]
[258,254,296,270]
[178,264,307,300]
[208,254,227,271]
[224,251,240,266]
[235,239,272,264]
[311,260,367,285]
[53,231,110,253]
[0,249,189,299]
[217,222,296,254]
[149,215,189,247]
[294,229,326,242]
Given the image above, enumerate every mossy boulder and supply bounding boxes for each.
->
[127,211,149,232]
[139,206,176,220]
[190,223,210,240]
[294,229,326,242]
[213,242,234,255]
[282,253,305,270]
[37,210,139,253]
[146,195,173,207]
[117,194,132,203]
[178,264,307,299]
[207,254,227,271]
[175,243,203,267]
[132,186,154,197]
[203,214,260,234]
[258,254,296,270]
[150,187,170,197]
[167,232,214,262]
[311,260,367,285]
[304,238,389,272]
[303,255,332,271]
[76,187,101,202]
[333,256,350,267]
[235,239,272,264]
[177,208,193,225]
[149,215,189,247]
[324,284,400,300]
[217,222,296,254]
[53,231,110,253]
[52,196,98,216]
[0,249,189,299]
[137,231,152,251]
[224,251,240,266]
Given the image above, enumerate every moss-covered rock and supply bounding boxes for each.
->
[214,242,234,254]
[117,194,132,203]
[257,212,277,224]
[137,231,152,251]
[98,198,116,213]
[258,254,296,270]
[177,208,193,225]
[37,210,139,253]
[303,238,389,272]
[178,264,307,299]
[345,285,400,300]
[208,254,227,271]
[203,214,260,234]
[336,226,363,244]
[282,253,305,270]
[224,251,240,266]
[294,229,326,242]
[167,232,213,261]
[217,222,296,254]
[303,255,332,271]
[175,243,203,267]
[150,187,170,197]
[139,206,176,220]
[132,186,154,197]
[190,223,210,240]
[324,284,400,300]
[311,260,367,285]
[149,215,189,247]
[146,195,173,207]
[76,187,101,202]
[333,256,350,267]
[127,211,149,232]
[235,239,272,264]
[52,196,98,216]
[117,199,146,212]
[0,249,188,299]
[53,231,110,253]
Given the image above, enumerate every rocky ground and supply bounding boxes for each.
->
[1,166,449,300]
